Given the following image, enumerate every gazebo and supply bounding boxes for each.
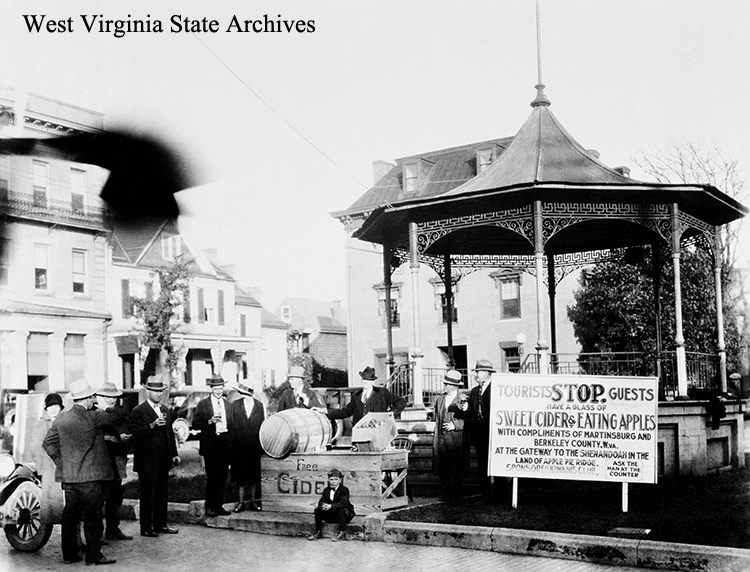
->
[353,84,748,476]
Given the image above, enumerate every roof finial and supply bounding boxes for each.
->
[531,0,551,107]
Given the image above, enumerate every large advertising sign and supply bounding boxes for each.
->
[488,374,658,484]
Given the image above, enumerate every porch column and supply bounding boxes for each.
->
[534,201,550,374]
[671,204,688,396]
[383,246,395,378]
[714,227,727,392]
[652,242,665,397]
[409,222,424,409]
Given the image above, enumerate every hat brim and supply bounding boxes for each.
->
[443,380,462,386]
[237,385,254,395]
[97,391,123,398]
[72,388,96,400]
[143,384,168,391]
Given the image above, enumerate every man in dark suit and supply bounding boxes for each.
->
[307,468,355,542]
[191,375,233,517]
[326,366,406,426]
[42,379,116,566]
[451,359,498,502]
[128,376,180,537]
[276,366,323,412]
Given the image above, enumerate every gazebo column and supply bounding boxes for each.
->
[714,227,727,392]
[652,242,665,398]
[671,204,688,396]
[383,246,395,378]
[547,253,558,372]
[409,223,425,409]
[443,253,455,367]
[534,201,550,374]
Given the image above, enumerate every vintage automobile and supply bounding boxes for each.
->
[0,451,52,551]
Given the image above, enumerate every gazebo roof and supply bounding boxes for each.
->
[354,90,747,253]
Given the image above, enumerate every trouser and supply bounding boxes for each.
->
[204,449,230,511]
[137,469,169,532]
[62,481,106,563]
[103,478,123,533]
[314,506,353,532]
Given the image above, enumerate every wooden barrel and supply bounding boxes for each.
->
[260,409,332,459]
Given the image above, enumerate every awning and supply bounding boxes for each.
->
[176,337,253,353]
[115,335,139,355]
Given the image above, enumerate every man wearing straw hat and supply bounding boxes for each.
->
[451,359,499,502]
[96,382,132,541]
[192,374,234,517]
[277,366,323,411]
[432,369,466,500]
[42,378,117,565]
[129,375,180,537]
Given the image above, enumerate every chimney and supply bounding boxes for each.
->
[614,166,631,177]
[332,299,342,322]
[372,160,395,185]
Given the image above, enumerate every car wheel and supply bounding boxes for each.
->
[3,481,53,552]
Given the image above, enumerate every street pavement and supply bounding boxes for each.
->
[0,522,643,572]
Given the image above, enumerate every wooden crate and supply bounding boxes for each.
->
[261,449,408,514]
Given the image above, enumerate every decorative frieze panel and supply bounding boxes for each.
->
[416,205,533,253]
[542,202,673,244]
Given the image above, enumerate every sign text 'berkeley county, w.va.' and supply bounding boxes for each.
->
[488,374,658,484]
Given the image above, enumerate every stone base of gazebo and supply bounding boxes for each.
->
[657,400,746,477]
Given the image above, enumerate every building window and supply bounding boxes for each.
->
[477,148,495,174]
[161,235,181,260]
[182,285,191,323]
[0,238,8,287]
[403,163,418,193]
[379,295,400,328]
[281,305,291,323]
[27,332,50,391]
[501,345,521,373]
[70,168,85,214]
[72,249,86,293]
[491,271,521,320]
[440,294,458,324]
[64,334,86,387]
[217,290,225,325]
[240,313,247,337]
[121,279,132,318]
[34,244,49,290]
[33,160,48,207]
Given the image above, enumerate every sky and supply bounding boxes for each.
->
[1,0,748,310]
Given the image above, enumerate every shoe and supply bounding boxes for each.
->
[233,502,245,513]
[307,531,322,541]
[64,556,83,564]
[106,529,133,540]
[332,532,347,542]
[215,507,231,516]
[248,502,261,511]
[86,557,116,566]
[140,530,159,538]
[204,509,218,517]
[158,526,179,534]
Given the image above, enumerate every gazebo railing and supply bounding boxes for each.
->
[525,351,721,398]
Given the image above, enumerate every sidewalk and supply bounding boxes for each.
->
[120,498,750,572]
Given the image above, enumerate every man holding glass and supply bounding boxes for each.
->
[192,374,233,517]
[128,375,180,537]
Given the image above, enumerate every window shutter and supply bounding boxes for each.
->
[121,279,131,318]
[183,285,191,323]
[197,287,205,323]
[218,290,225,325]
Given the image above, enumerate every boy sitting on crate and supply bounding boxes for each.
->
[308,468,355,541]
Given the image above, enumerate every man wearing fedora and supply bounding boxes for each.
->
[326,366,406,426]
[192,374,233,516]
[128,375,180,537]
[96,382,132,541]
[432,370,467,500]
[230,380,265,512]
[42,379,117,565]
[276,366,323,411]
[451,359,499,502]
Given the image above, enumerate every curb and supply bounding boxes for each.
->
[120,500,750,572]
